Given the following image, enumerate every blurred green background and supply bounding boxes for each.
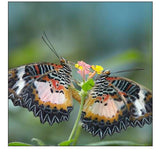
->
[8,2,152,146]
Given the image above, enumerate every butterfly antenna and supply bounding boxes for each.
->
[42,31,60,60]
[112,68,144,74]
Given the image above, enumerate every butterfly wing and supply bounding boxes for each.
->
[81,75,152,138]
[110,77,152,127]
[9,63,73,125]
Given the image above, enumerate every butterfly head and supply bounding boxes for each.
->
[101,70,111,76]
[95,69,110,81]
[59,57,72,73]
[60,57,68,64]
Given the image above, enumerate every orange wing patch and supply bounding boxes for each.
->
[82,94,124,123]
[81,93,130,138]
[33,79,73,110]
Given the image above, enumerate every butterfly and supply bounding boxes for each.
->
[81,71,152,138]
[8,33,152,139]
[8,33,74,125]
[8,60,74,124]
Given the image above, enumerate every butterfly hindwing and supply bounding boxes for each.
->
[8,62,73,125]
[81,75,152,138]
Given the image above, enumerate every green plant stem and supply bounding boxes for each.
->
[72,123,82,146]
[67,93,85,144]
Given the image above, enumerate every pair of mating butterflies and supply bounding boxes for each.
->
[8,40,152,139]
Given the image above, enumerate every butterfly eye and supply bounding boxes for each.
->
[60,57,67,64]
[104,70,110,75]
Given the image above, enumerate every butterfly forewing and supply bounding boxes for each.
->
[109,77,152,124]
[8,62,73,125]
[81,75,152,139]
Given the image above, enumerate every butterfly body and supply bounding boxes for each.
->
[81,74,152,138]
[9,61,73,125]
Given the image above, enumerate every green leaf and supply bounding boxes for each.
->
[82,78,95,92]
[31,138,45,146]
[9,142,31,146]
[85,140,147,146]
[58,139,74,146]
